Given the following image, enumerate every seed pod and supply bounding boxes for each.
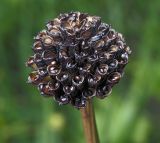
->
[71,96,86,108]
[98,52,113,63]
[72,75,85,89]
[82,88,96,98]
[34,53,46,68]
[59,49,70,62]
[28,71,41,85]
[88,74,101,87]
[56,72,69,85]
[88,54,98,63]
[108,45,119,54]
[96,64,108,76]
[96,85,112,99]
[26,12,131,108]
[47,64,61,76]
[63,85,76,97]
[66,59,77,72]
[118,52,128,65]
[38,68,48,77]
[26,56,37,69]
[38,83,54,96]
[75,51,88,64]
[32,41,43,53]
[107,72,121,84]
[42,35,54,47]
[108,59,118,69]
[42,50,57,64]
[79,63,91,75]
[55,94,70,105]
[48,81,61,93]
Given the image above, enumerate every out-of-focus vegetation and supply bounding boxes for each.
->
[0,0,160,143]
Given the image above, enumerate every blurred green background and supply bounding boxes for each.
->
[0,0,160,143]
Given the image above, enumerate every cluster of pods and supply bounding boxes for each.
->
[26,12,131,108]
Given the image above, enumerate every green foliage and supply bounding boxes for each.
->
[0,0,160,143]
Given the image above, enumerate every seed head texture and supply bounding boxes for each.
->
[26,12,131,108]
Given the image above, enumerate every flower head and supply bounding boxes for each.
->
[26,12,131,108]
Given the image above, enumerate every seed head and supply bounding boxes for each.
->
[26,12,131,108]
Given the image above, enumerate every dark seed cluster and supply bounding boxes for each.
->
[26,12,131,108]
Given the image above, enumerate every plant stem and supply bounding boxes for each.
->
[80,99,99,143]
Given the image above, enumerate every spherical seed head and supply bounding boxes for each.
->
[26,12,131,108]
